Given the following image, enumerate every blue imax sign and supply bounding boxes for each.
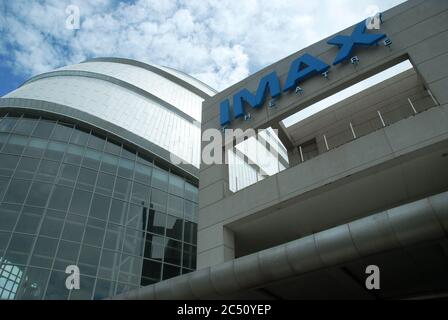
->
[220,21,387,126]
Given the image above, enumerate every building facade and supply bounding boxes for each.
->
[0,58,216,299]
[112,0,448,300]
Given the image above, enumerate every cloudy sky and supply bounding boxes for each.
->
[0,0,406,96]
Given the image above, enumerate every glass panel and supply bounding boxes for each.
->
[0,132,8,151]
[5,233,35,265]
[78,245,101,277]
[94,279,115,300]
[39,210,65,239]
[164,239,182,266]
[166,215,183,241]
[105,138,121,155]
[100,153,119,174]
[4,179,31,204]
[43,141,66,161]
[127,204,147,230]
[151,168,168,191]
[25,182,52,207]
[131,182,150,205]
[143,235,165,261]
[0,176,8,201]
[23,137,47,158]
[185,181,198,203]
[147,210,166,236]
[18,267,50,300]
[13,118,37,135]
[121,146,136,161]
[103,224,124,251]
[53,240,80,271]
[0,203,21,232]
[3,135,27,155]
[82,148,102,170]
[141,259,161,284]
[134,163,152,185]
[167,194,183,218]
[123,228,144,256]
[108,199,127,225]
[118,254,142,285]
[76,167,97,192]
[83,218,106,247]
[15,207,44,235]
[151,188,167,212]
[69,189,92,216]
[32,120,54,139]
[0,117,18,132]
[98,249,120,280]
[14,157,39,179]
[182,244,196,269]
[70,276,95,300]
[36,159,60,182]
[162,264,180,280]
[113,177,131,201]
[87,132,105,151]
[51,123,73,142]
[89,193,110,220]
[29,236,58,268]
[95,172,114,196]
[168,173,184,197]
[117,158,134,179]
[44,271,70,300]
[69,127,90,146]
[58,164,79,187]
[61,214,86,242]
[48,185,73,211]
[184,200,197,222]
[63,144,84,165]
[0,154,19,176]
[183,221,197,244]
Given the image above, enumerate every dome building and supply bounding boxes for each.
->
[0,57,216,299]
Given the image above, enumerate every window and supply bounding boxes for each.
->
[83,218,106,247]
[131,182,150,205]
[48,185,73,211]
[69,189,92,216]
[117,158,134,179]
[58,164,79,187]
[87,132,105,151]
[151,188,167,212]
[29,236,58,268]
[44,141,66,161]
[4,179,31,204]
[151,168,168,191]
[141,259,161,284]
[23,137,47,158]
[147,210,166,236]
[25,182,52,207]
[168,173,184,197]
[164,239,182,266]
[3,135,27,155]
[108,199,127,225]
[14,157,39,179]
[100,153,119,174]
[76,167,97,192]
[113,177,131,201]
[162,264,180,280]
[166,215,183,241]
[64,144,84,165]
[69,128,90,146]
[89,193,110,220]
[182,244,196,270]
[0,204,21,232]
[0,154,19,176]
[103,223,124,251]
[14,207,44,235]
[96,172,115,196]
[168,194,183,218]
[13,118,36,136]
[32,120,54,139]
[61,214,86,242]
[134,163,152,185]
[78,245,101,276]
[82,148,102,170]
[51,123,73,142]
[36,159,60,182]
[39,211,65,239]
[5,233,35,265]
[53,240,80,271]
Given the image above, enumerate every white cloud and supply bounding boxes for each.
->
[1,0,406,91]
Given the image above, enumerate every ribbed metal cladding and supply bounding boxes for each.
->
[108,191,448,300]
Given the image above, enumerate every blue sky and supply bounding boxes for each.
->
[0,0,406,97]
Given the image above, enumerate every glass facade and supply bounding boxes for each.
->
[0,112,198,300]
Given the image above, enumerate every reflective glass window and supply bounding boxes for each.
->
[14,157,39,179]
[95,172,114,196]
[151,168,168,191]
[82,148,102,170]
[166,215,183,241]
[3,135,27,155]
[61,214,86,242]
[53,240,80,271]
[151,188,167,212]
[0,154,19,176]
[25,182,52,207]
[113,177,131,201]
[4,179,31,204]
[69,189,92,216]
[48,185,73,211]
[29,236,58,268]
[162,264,180,280]
[32,120,54,139]
[0,204,21,232]
[100,153,119,174]
[83,218,106,247]
[51,123,73,142]
[43,141,66,161]
[36,160,60,182]
[5,233,35,265]
[109,199,127,225]
[58,164,79,187]
[168,173,184,197]
[14,207,44,235]
[63,144,84,165]
[89,193,110,220]
[78,245,101,277]
[39,210,65,239]
[87,132,105,151]
[117,158,134,179]
[134,163,151,185]
[23,137,47,158]
[69,127,90,146]
[13,118,37,136]
[103,224,124,251]
[76,167,97,192]
[147,210,166,236]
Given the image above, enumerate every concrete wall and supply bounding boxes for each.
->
[199,0,448,268]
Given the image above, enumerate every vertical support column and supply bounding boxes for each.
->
[197,128,235,269]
